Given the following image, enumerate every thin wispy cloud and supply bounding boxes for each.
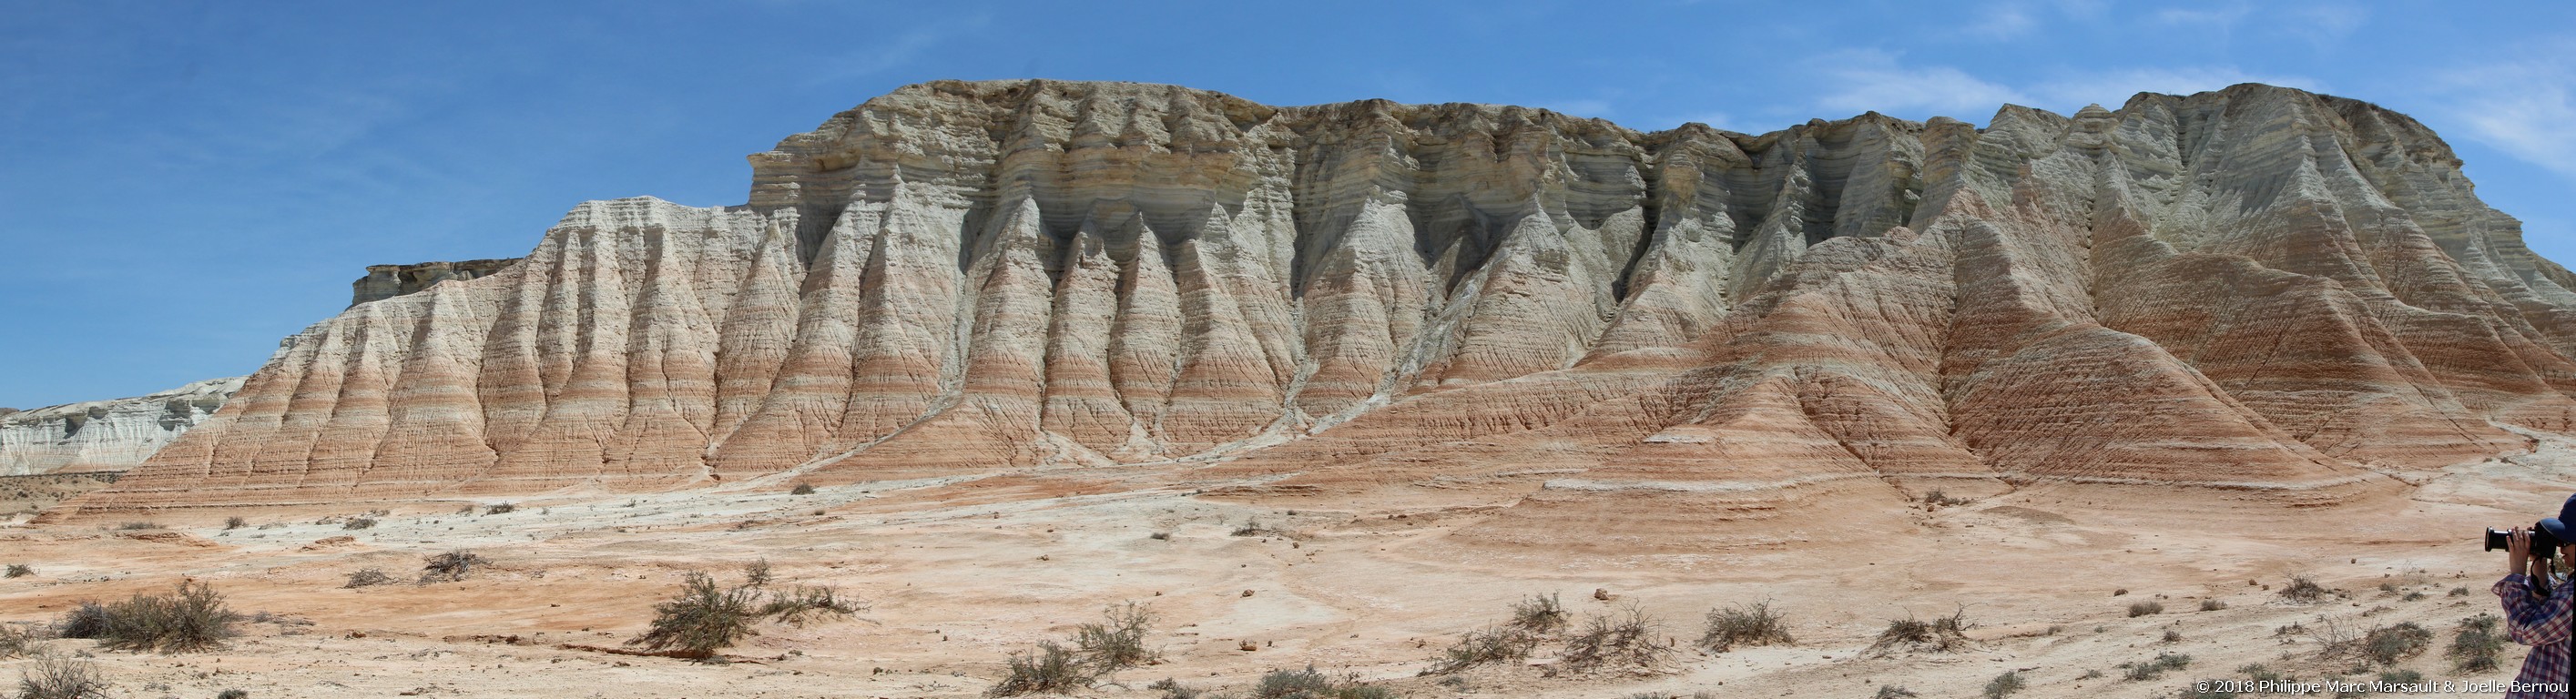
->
[2153,4,2252,28]
[2429,38,2576,180]
[1808,49,2030,118]
[2280,4,2368,46]
[806,13,992,86]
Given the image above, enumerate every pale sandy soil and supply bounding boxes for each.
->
[5,436,2573,699]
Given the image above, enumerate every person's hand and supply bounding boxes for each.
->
[2511,527,2533,577]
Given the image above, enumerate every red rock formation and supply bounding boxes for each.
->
[55,81,2576,529]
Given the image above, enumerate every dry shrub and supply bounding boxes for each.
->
[0,623,37,659]
[1250,665,1394,699]
[2122,652,2191,680]
[1558,603,1675,674]
[115,522,158,531]
[1698,601,1793,652]
[1426,594,1566,674]
[2199,599,2227,612]
[743,559,774,588]
[2449,613,2505,672]
[342,568,395,589]
[2360,622,2432,665]
[2128,601,2164,617]
[5,564,30,579]
[16,649,109,699]
[2279,576,2330,603]
[223,516,246,530]
[419,550,488,583]
[789,483,817,495]
[483,502,516,515]
[341,517,376,531]
[61,580,239,653]
[987,641,1088,697]
[629,572,760,659]
[1868,605,1973,655]
[1981,670,2024,698]
[1074,601,1159,673]
[1875,686,1919,699]
[760,585,865,627]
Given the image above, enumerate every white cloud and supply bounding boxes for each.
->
[2153,4,2253,28]
[806,13,991,86]
[1808,50,2030,118]
[2280,4,2368,46]
[2429,42,2576,179]
[1961,3,2041,40]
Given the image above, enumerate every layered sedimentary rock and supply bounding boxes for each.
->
[1,377,243,475]
[351,258,520,307]
[60,81,2576,527]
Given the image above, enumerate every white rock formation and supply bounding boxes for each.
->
[0,377,244,475]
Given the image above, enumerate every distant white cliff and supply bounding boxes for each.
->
[0,377,243,475]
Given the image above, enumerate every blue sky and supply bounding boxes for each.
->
[4,0,2572,408]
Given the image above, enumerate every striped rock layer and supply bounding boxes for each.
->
[58,80,2576,524]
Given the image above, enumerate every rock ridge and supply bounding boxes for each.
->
[2,377,244,475]
[55,80,2576,538]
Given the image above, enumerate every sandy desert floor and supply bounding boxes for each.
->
[5,433,2574,699]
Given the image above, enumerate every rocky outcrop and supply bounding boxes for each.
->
[351,259,520,307]
[57,81,2576,529]
[2,378,243,475]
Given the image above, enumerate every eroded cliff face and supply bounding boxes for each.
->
[1,377,243,475]
[59,80,2576,531]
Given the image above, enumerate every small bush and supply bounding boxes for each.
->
[2163,629,2184,643]
[789,483,817,495]
[1919,491,1970,507]
[1982,670,2024,699]
[1426,594,1565,674]
[54,603,108,640]
[1148,532,1171,541]
[419,550,488,583]
[1868,606,1973,655]
[1559,603,1675,674]
[2128,601,2164,617]
[2200,599,2227,612]
[743,559,774,588]
[342,569,395,589]
[1231,521,1267,536]
[2449,586,2470,597]
[2360,622,2431,666]
[987,641,1088,697]
[1247,665,1390,699]
[0,624,36,659]
[629,572,760,658]
[16,649,110,699]
[1509,593,1568,635]
[70,580,239,653]
[116,522,159,531]
[1698,600,1793,652]
[759,585,864,626]
[341,518,376,531]
[1148,678,1201,699]
[2123,652,2191,681]
[483,503,515,515]
[5,564,30,578]
[1875,685,1919,698]
[223,517,246,531]
[2449,613,2505,672]
[218,690,249,699]
[1074,602,1158,674]
[2280,576,2329,603]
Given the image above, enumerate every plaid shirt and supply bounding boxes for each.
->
[2497,572,2574,699]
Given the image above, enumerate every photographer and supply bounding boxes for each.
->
[2495,495,2576,698]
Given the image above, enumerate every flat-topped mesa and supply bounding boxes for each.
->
[51,80,2576,535]
[351,258,521,307]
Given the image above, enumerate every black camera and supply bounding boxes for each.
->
[2485,525,2565,553]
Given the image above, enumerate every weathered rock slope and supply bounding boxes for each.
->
[58,80,2576,529]
[2,377,243,475]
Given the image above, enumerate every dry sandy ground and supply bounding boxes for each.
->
[5,434,2574,699]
